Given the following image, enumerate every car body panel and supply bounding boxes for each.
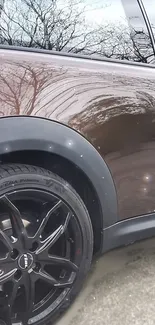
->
[102,211,155,253]
[0,48,155,221]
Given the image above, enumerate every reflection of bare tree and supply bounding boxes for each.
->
[82,25,154,63]
[0,0,154,63]
[0,61,66,115]
[0,0,89,50]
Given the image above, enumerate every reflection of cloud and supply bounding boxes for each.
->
[84,0,127,25]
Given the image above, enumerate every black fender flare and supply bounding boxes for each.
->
[0,116,118,228]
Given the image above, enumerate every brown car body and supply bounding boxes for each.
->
[1,48,155,223]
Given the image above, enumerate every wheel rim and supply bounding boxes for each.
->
[0,189,82,325]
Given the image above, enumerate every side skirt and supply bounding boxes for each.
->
[102,213,155,253]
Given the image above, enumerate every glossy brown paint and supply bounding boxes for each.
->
[0,49,155,220]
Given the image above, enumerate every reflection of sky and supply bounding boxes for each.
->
[58,0,127,25]
[59,0,150,30]
[2,0,152,30]
[2,0,155,29]
[82,0,127,25]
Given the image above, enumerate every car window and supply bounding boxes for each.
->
[142,0,155,39]
[0,0,154,63]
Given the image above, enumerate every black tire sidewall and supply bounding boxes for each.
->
[0,166,93,325]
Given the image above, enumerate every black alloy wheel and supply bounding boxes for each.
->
[0,164,93,325]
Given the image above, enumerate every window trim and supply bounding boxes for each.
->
[138,0,155,54]
[0,44,155,69]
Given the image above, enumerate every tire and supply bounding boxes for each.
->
[0,164,93,325]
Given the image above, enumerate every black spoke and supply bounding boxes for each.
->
[24,273,35,313]
[0,268,17,284]
[0,294,12,325]
[9,281,19,309]
[36,212,71,255]
[37,269,59,286]
[0,195,27,245]
[20,273,35,325]
[0,229,13,253]
[35,200,62,237]
[39,254,78,272]
[37,268,74,288]
[54,279,75,288]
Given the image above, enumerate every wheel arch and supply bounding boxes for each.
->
[0,116,118,251]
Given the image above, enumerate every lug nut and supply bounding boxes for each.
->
[30,241,39,252]
[10,249,19,260]
[14,270,22,281]
[33,262,41,272]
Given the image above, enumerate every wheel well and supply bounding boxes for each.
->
[0,150,103,254]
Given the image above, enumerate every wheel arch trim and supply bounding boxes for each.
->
[0,116,118,228]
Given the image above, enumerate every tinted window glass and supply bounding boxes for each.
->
[0,0,154,63]
[142,0,155,39]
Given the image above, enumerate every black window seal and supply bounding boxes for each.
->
[137,0,155,55]
[1,44,155,69]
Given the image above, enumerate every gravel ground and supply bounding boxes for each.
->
[56,238,155,325]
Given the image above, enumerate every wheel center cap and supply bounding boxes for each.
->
[18,253,33,270]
